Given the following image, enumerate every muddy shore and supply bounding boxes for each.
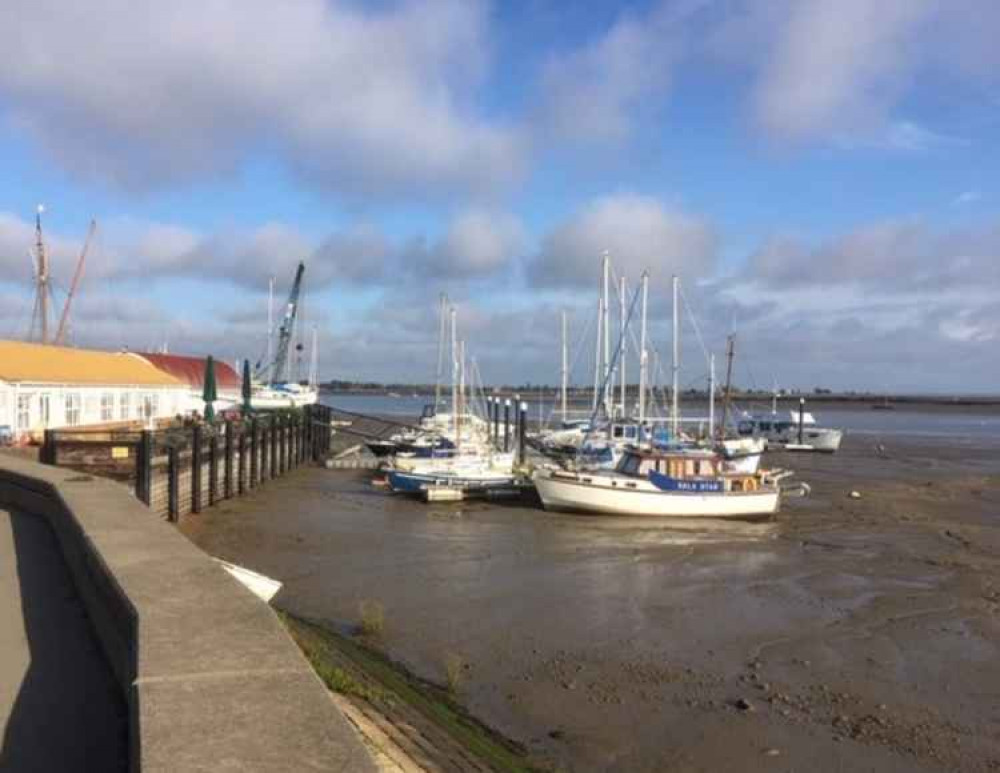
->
[181,432,1000,772]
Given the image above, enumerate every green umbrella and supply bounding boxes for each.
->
[202,355,218,423]
[242,359,253,414]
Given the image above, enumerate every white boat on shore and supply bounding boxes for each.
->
[251,382,318,409]
[736,410,843,452]
[533,447,782,518]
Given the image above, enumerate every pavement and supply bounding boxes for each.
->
[0,507,128,771]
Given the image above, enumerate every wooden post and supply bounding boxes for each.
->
[41,429,55,465]
[238,425,247,495]
[260,422,268,484]
[191,425,202,514]
[167,445,179,522]
[224,420,234,498]
[270,417,278,478]
[279,416,287,474]
[137,430,153,505]
[248,419,257,488]
[209,431,218,505]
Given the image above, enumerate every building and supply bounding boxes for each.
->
[134,353,242,414]
[0,340,190,442]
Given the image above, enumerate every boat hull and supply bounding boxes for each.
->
[388,469,516,494]
[533,471,779,518]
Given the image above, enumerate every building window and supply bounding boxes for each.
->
[141,394,158,420]
[119,393,131,421]
[65,393,81,426]
[101,392,114,422]
[39,394,50,428]
[16,394,31,430]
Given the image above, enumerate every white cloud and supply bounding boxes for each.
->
[529,193,718,289]
[0,0,523,199]
[953,190,982,207]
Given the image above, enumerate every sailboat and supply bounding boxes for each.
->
[252,263,318,409]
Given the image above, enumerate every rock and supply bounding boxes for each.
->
[764,748,781,757]
[735,698,754,712]
[849,490,862,499]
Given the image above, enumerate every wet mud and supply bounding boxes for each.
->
[181,433,1000,772]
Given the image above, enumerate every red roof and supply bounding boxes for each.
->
[136,353,242,392]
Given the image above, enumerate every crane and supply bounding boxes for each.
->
[265,261,305,385]
[54,219,97,346]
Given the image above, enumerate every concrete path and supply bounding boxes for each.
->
[0,507,127,771]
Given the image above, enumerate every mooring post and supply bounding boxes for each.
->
[224,420,234,498]
[798,397,805,445]
[191,425,202,514]
[167,445,179,522]
[493,396,500,448]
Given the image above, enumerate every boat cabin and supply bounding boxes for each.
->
[614,449,763,493]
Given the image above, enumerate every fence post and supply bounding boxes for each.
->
[167,445,179,522]
[278,416,286,474]
[191,425,202,514]
[137,430,153,505]
[209,430,218,506]
[224,420,234,498]
[247,418,255,488]
[41,429,55,465]
[238,425,247,495]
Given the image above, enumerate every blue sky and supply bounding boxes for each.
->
[1,0,998,393]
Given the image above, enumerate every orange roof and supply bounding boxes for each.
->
[0,340,184,387]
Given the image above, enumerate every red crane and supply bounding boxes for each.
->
[54,219,97,346]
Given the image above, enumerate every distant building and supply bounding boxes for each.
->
[0,340,189,442]
[133,352,241,414]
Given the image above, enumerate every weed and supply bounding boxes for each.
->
[359,599,385,638]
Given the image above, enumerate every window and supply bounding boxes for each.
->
[101,392,114,422]
[38,394,50,428]
[65,393,81,426]
[119,392,131,421]
[16,394,31,430]
[140,394,158,420]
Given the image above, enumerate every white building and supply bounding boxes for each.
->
[0,339,189,442]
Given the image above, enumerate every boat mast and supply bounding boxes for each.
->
[602,253,611,418]
[592,262,603,413]
[308,325,318,388]
[720,335,735,439]
[639,271,649,427]
[708,353,715,440]
[271,262,305,385]
[619,274,626,417]
[458,339,466,446]
[266,276,274,379]
[450,307,459,447]
[671,275,680,439]
[561,310,568,422]
[435,293,446,409]
[31,205,51,344]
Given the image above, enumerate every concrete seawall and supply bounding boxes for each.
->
[0,455,374,772]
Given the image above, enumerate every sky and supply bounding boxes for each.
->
[0,0,998,394]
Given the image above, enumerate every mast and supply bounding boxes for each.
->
[54,218,97,346]
[592,264,603,413]
[561,310,568,422]
[671,275,680,438]
[450,307,458,446]
[721,335,735,439]
[708,353,716,441]
[435,293,447,409]
[602,253,611,417]
[619,274,626,417]
[32,205,51,344]
[308,325,318,387]
[639,272,649,426]
[266,276,274,377]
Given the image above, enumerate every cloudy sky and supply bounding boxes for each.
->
[1,0,998,393]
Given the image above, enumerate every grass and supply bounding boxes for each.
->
[280,611,541,773]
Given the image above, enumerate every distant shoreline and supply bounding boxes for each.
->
[319,386,1000,409]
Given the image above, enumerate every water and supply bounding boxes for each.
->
[322,392,1000,447]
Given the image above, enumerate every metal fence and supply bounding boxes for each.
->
[41,404,334,521]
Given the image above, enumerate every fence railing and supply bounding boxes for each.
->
[41,404,334,521]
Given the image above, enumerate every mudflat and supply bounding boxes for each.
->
[182,432,1000,772]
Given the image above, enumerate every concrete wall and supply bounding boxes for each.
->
[0,455,373,772]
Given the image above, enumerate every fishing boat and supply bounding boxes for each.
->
[533,447,781,518]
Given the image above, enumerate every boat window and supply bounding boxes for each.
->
[737,421,753,434]
[618,454,641,475]
[625,426,636,439]
[612,425,624,439]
